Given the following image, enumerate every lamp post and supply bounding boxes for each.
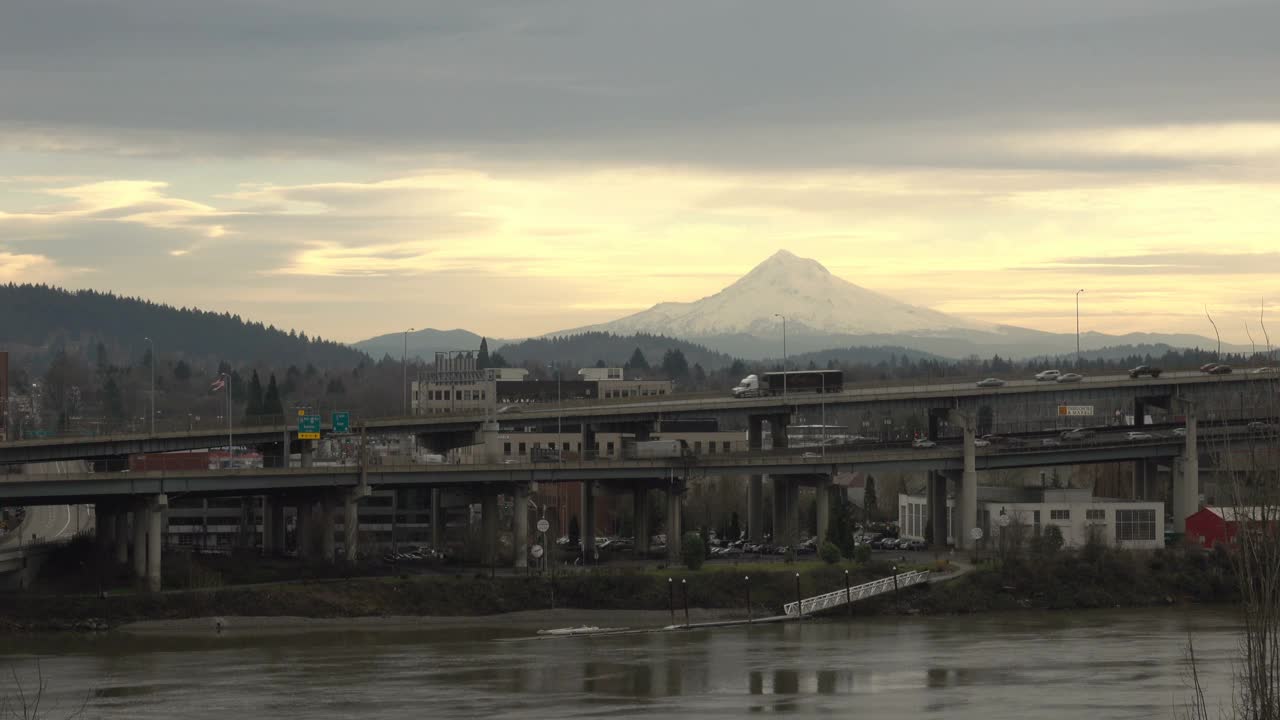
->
[821,373,826,457]
[144,337,155,435]
[774,313,787,399]
[219,372,232,466]
[1075,289,1084,369]
[403,328,413,416]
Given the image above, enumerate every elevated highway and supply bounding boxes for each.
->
[0,370,1271,465]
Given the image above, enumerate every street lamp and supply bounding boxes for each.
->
[403,328,413,416]
[774,313,788,399]
[144,337,155,435]
[1075,289,1084,369]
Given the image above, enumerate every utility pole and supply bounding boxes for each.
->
[144,337,155,434]
[1075,289,1084,369]
[403,328,413,416]
[775,313,788,399]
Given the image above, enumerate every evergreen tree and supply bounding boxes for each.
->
[660,348,689,380]
[95,342,109,375]
[827,489,856,556]
[262,373,283,416]
[103,377,125,420]
[245,370,265,418]
[173,359,192,382]
[478,338,490,369]
[489,352,509,368]
[863,475,880,522]
[627,347,650,372]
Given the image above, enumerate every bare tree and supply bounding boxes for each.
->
[0,662,89,720]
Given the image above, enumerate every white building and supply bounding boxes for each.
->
[897,487,1164,550]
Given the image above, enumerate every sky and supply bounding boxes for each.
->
[2,0,1279,344]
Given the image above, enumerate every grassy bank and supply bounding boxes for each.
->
[0,543,1239,632]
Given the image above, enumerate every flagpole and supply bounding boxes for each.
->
[222,372,233,467]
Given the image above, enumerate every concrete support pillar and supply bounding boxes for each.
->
[582,425,597,460]
[667,485,683,563]
[146,494,166,593]
[769,416,789,449]
[238,497,256,549]
[958,425,979,551]
[633,485,650,556]
[320,493,337,562]
[260,496,274,555]
[481,491,498,567]
[1173,415,1199,534]
[579,481,596,564]
[132,499,148,579]
[928,471,949,547]
[815,477,831,544]
[296,499,313,560]
[513,483,529,568]
[748,416,765,542]
[343,490,360,563]
[300,441,313,468]
[266,497,286,555]
[114,508,130,565]
[430,488,444,549]
[94,504,111,548]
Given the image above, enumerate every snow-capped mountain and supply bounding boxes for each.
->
[563,250,992,339]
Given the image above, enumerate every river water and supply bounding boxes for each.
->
[1,608,1244,719]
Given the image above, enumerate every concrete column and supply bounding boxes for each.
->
[582,425,597,460]
[146,494,166,592]
[481,491,498,567]
[132,499,148,579]
[300,441,313,468]
[268,497,285,555]
[633,485,650,556]
[790,480,802,541]
[430,488,444,549]
[260,496,274,555]
[1173,415,1199,534]
[667,485,683,563]
[94,504,111,548]
[238,497,256,549]
[579,481,596,564]
[928,471,948,547]
[114,508,130,564]
[513,483,529,568]
[296,499,313,560]
[769,416,789,449]
[748,416,764,542]
[343,490,360,563]
[320,493,337,562]
[958,425,979,551]
[815,477,831,544]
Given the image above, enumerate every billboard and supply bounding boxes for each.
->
[1057,405,1094,416]
[0,350,7,440]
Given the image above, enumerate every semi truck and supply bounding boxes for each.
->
[731,370,843,398]
[622,439,692,459]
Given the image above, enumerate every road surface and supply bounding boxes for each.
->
[0,460,92,549]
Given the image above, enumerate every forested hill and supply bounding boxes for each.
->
[1,284,367,369]
[497,332,738,370]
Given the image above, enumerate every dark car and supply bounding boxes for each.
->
[1208,364,1233,375]
[1129,365,1162,378]
[1200,362,1222,373]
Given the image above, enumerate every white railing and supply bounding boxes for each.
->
[783,570,931,617]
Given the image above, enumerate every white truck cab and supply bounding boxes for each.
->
[732,374,761,398]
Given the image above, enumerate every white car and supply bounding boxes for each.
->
[1126,431,1154,441]
[1173,427,1187,437]
[912,438,937,449]
[1251,367,1277,374]
[1056,372,1084,383]
[1035,370,1061,381]
[973,438,991,447]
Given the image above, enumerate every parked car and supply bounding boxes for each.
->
[1208,364,1233,375]
[1055,372,1084,383]
[912,438,937,449]
[976,377,1006,388]
[1035,370,1061,381]
[905,539,928,551]
[1128,365,1162,378]
[1126,431,1154,441]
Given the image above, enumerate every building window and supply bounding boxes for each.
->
[694,441,703,454]
[1086,509,1105,521]
[455,390,462,400]
[723,442,731,452]
[503,442,512,456]
[562,442,570,452]
[708,442,716,454]
[1032,511,1041,536]
[1115,509,1156,541]
[518,443,526,455]
[606,441,615,456]
[1050,509,1070,521]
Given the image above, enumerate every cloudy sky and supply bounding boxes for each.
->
[3,0,1279,343]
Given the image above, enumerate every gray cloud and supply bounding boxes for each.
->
[3,1,1279,169]
[1016,252,1280,275]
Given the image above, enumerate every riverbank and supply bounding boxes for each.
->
[0,543,1240,633]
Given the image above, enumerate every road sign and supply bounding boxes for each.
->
[530,544,544,559]
[298,414,321,440]
[332,411,350,434]
[1058,405,1094,416]
[969,527,984,541]
[536,519,550,533]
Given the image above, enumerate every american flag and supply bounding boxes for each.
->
[210,376,226,392]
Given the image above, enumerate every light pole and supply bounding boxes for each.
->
[403,328,413,416]
[144,337,155,435]
[1075,289,1084,369]
[219,372,232,466]
[774,313,787,399]
[821,373,826,457]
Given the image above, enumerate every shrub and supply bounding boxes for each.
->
[853,544,872,564]
[819,541,842,564]
[681,532,706,570]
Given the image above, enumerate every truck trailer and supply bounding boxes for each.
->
[731,370,843,398]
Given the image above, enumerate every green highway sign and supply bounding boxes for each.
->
[332,411,350,434]
[298,414,321,440]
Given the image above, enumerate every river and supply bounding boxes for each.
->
[0,608,1243,719]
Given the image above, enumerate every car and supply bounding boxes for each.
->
[1208,364,1233,375]
[976,377,1006,388]
[1129,365,1162,379]
[1040,438,1062,447]
[905,539,928,551]
[1200,363,1222,373]
[973,438,991,448]
[1060,428,1096,442]
[1247,421,1274,434]
[1173,427,1187,437]
[1250,366,1277,374]
[1055,372,1084,383]
[1126,431,1154,441]
[801,451,821,459]
[912,438,937,449]
[1035,370,1061,381]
